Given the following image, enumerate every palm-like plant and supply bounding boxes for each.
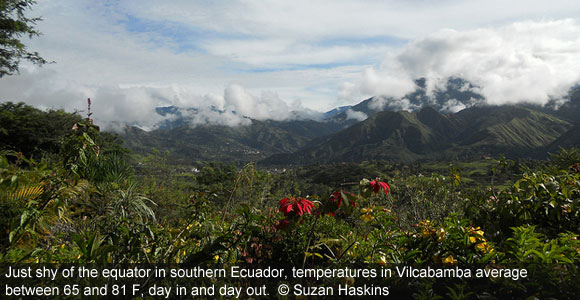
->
[0,151,94,254]
[108,181,156,223]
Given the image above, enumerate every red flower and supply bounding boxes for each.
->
[279,197,314,216]
[370,180,390,195]
[330,191,356,209]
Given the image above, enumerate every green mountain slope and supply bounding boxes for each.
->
[532,87,580,124]
[122,98,575,165]
[264,105,573,164]
[548,124,580,151]
[122,119,340,163]
[455,106,571,148]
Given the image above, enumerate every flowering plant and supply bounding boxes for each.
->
[370,180,390,195]
[329,190,356,209]
[276,197,315,231]
[279,196,314,216]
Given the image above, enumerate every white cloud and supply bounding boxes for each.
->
[440,99,467,113]
[347,19,580,108]
[0,67,320,130]
[203,38,389,68]
[368,96,419,112]
[123,0,580,41]
[223,84,304,121]
[359,67,416,99]
[2,0,580,129]
[345,109,368,122]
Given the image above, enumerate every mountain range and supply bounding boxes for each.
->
[121,80,580,165]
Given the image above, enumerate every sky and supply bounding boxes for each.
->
[1,0,579,130]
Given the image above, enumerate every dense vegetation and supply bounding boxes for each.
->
[1,103,579,298]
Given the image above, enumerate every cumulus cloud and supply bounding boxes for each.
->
[345,109,368,122]
[2,1,580,128]
[0,67,319,131]
[440,99,467,113]
[344,19,580,109]
[0,68,168,131]
[368,96,419,112]
[360,67,415,99]
[174,84,321,127]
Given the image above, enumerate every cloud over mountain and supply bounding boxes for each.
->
[0,66,324,131]
[1,1,579,129]
[343,19,580,109]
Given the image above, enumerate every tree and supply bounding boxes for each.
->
[0,102,82,158]
[0,0,47,76]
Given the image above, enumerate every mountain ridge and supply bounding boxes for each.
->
[261,105,574,165]
[121,79,580,164]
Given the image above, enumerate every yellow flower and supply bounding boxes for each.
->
[186,224,193,230]
[436,228,446,241]
[476,242,494,253]
[469,236,477,243]
[361,207,373,213]
[470,226,484,237]
[443,255,456,265]
[213,255,219,262]
[422,228,435,237]
[361,214,374,222]
[379,256,387,265]
[418,220,431,227]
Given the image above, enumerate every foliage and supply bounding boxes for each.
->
[0,0,47,76]
[1,112,580,298]
[0,102,126,161]
[0,102,81,159]
[465,152,580,240]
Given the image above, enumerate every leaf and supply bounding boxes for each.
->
[9,185,43,202]
[526,249,545,261]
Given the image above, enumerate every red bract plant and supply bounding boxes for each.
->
[330,191,356,209]
[370,180,390,195]
[322,190,357,216]
[280,197,314,216]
